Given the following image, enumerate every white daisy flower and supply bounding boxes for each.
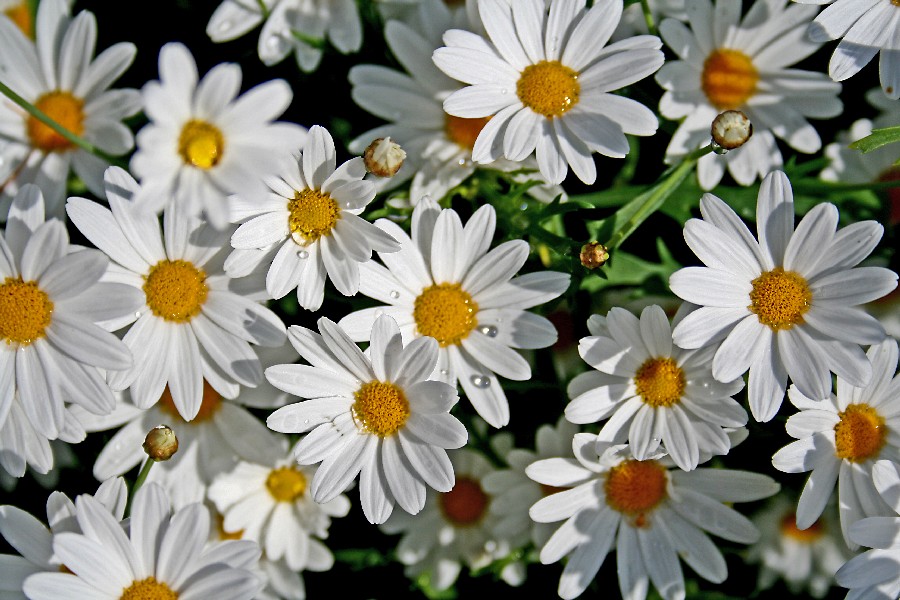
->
[208,0,363,73]
[669,170,898,422]
[772,338,900,547]
[0,184,139,462]
[566,305,747,471]
[0,0,140,218]
[746,492,851,598]
[23,482,264,600]
[129,42,307,229]
[796,0,900,99]
[66,167,287,421]
[266,314,468,524]
[208,443,350,572]
[655,0,842,190]
[432,0,664,185]
[527,436,779,600]
[835,459,900,599]
[226,125,400,311]
[338,198,570,428]
[380,447,515,591]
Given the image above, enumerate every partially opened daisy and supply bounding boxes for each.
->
[23,482,264,600]
[527,436,779,600]
[0,0,140,218]
[338,198,570,428]
[66,167,287,421]
[565,305,747,471]
[266,315,467,524]
[772,338,900,547]
[669,170,898,422]
[656,0,842,190]
[432,0,664,185]
[226,125,400,311]
[130,42,307,228]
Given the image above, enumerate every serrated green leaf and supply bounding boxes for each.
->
[849,125,900,154]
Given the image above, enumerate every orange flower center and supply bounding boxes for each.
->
[444,115,490,150]
[701,49,759,111]
[439,476,489,526]
[834,404,887,463]
[27,91,84,152]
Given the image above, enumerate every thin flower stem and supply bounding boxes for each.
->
[254,0,270,18]
[0,79,129,169]
[125,458,155,516]
[640,0,658,37]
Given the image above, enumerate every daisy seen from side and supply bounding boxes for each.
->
[432,0,664,185]
[669,170,898,422]
[266,314,468,524]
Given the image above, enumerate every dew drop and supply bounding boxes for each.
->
[374,309,384,319]
[389,290,400,299]
[484,540,497,552]
[267,36,281,48]
[470,375,490,388]
[457,158,466,166]
[297,250,308,259]
[439,369,449,376]
[500,89,507,95]
[478,325,498,338]
[134,311,142,319]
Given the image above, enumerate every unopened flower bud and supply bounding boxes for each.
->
[364,137,406,177]
[711,110,752,153]
[143,425,178,461]
[580,242,609,270]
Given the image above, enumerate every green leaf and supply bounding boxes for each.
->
[849,125,900,154]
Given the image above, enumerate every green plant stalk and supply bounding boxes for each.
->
[640,0,657,36]
[254,0,270,18]
[0,79,129,169]
[125,458,156,516]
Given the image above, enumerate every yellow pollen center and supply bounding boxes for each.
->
[178,120,224,169]
[119,577,178,600]
[287,188,340,244]
[516,60,580,119]
[834,404,887,463]
[352,380,410,437]
[265,466,308,502]
[634,357,685,407]
[701,49,759,110]
[780,513,825,543]
[158,380,222,423]
[748,268,812,331]
[440,477,489,526]
[0,277,53,346]
[605,460,667,525]
[445,115,490,150]
[143,260,208,323]
[27,91,84,152]
[5,2,32,38]
[413,283,477,347]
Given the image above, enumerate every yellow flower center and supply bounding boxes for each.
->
[633,357,685,408]
[834,404,887,463]
[748,267,812,331]
[177,120,224,169]
[119,577,178,600]
[605,459,668,527]
[158,380,222,423]
[516,60,580,119]
[444,115,490,150]
[439,476,489,526]
[287,188,340,244]
[27,91,84,152]
[780,513,825,543]
[143,260,208,323]
[0,277,53,346]
[5,2,32,38]
[701,49,759,111]
[265,466,308,502]
[352,380,410,437]
[413,283,478,347]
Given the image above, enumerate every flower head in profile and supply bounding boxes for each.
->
[669,170,898,421]
[433,0,664,185]
[266,315,467,524]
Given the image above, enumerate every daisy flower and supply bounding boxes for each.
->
[266,315,468,524]
[208,0,362,73]
[23,482,264,600]
[527,436,779,600]
[0,0,140,218]
[565,305,747,471]
[772,337,900,547]
[0,184,139,461]
[745,492,851,598]
[432,0,664,185]
[226,125,400,311]
[380,447,516,590]
[338,198,570,428]
[669,170,898,422]
[655,0,842,190]
[796,0,900,99]
[836,459,900,599]
[129,42,307,228]
[66,167,287,421]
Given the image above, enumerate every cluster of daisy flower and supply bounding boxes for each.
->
[0,0,899,598]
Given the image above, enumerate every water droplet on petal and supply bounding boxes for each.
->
[470,375,490,388]
[389,290,400,299]
[297,250,308,259]
[134,311,142,319]
[374,309,384,319]
[267,36,281,48]
[457,158,466,166]
[440,369,449,376]
[478,325,498,338]
[500,89,507,95]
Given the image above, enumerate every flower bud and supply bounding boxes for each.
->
[364,137,406,177]
[143,425,178,461]
[711,110,752,153]
[580,242,609,270]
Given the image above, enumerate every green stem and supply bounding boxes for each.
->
[254,0,270,18]
[639,0,658,36]
[125,458,155,516]
[0,79,129,169]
